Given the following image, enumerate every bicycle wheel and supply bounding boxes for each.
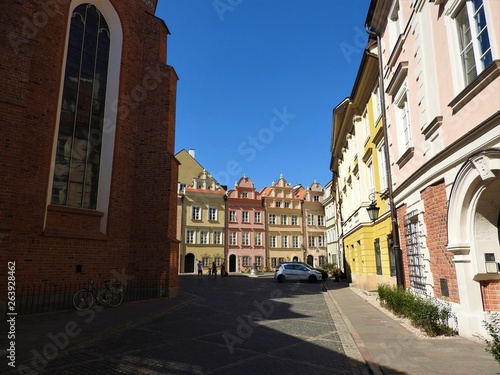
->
[73,289,94,311]
[107,287,124,308]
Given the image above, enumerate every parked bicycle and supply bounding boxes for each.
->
[72,273,124,311]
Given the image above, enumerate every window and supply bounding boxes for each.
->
[318,235,324,247]
[281,215,287,225]
[255,256,262,267]
[308,236,315,247]
[405,210,426,290]
[275,201,281,208]
[293,236,299,248]
[192,206,201,220]
[208,207,217,221]
[242,232,249,246]
[319,256,325,266]
[178,183,186,193]
[202,257,209,267]
[242,256,250,267]
[242,211,249,223]
[200,231,208,244]
[318,215,324,226]
[282,236,288,248]
[255,232,262,246]
[313,196,320,202]
[372,86,381,121]
[254,212,261,223]
[229,232,237,246]
[284,201,290,208]
[213,231,222,245]
[186,229,195,244]
[366,158,375,196]
[241,192,248,198]
[395,84,412,155]
[269,214,276,225]
[271,258,277,268]
[51,4,111,209]
[388,235,397,277]
[270,235,276,248]
[215,257,221,266]
[455,0,492,86]
[377,141,388,191]
[291,215,298,225]
[375,238,382,275]
[308,215,314,226]
[229,210,236,222]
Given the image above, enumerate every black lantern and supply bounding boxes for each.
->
[366,201,380,222]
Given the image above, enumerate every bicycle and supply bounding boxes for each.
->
[72,273,124,311]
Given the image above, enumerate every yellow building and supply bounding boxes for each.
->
[179,169,226,274]
[331,44,396,291]
[261,175,304,268]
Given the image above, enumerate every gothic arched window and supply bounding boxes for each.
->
[52,4,110,209]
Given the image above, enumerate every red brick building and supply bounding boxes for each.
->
[1,0,179,313]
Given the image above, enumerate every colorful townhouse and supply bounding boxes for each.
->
[332,0,500,339]
[178,169,226,274]
[225,176,266,272]
[296,182,328,267]
[1,0,180,312]
[331,42,396,291]
[261,175,305,268]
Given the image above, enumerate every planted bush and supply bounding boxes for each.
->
[478,313,500,364]
[376,284,457,337]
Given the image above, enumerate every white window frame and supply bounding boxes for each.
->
[293,236,299,248]
[394,82,412,157]
[242,232,249,246]
[229,232,237,246]
[255,232,262,246]
[208,206,217,221]
[186,229,195,244]
[191,205,201,221]
[281,215,287,225]
[281,235,288,248]
[213,231,222,245]
[229,210,236,222]
[377,140,388,192]
[254,211,261,223]
[199,230,209,244]
[291,215,298,226]
[242,211,249,223]
[269,214,276,225]
[270,235,276,248]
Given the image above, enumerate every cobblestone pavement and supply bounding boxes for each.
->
[11,276,370,374]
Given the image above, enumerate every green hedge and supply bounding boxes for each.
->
[377,284,457,337]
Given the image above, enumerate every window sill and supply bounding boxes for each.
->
[449,60,500,114]
[396,147,414,168]
[44,205,107,240]
[473,273,500,282]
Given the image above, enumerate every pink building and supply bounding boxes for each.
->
[366,0,500,338]
[226,176,266,273]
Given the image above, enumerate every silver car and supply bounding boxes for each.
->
[274,262,322,283]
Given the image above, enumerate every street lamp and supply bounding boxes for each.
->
[366,192,380,222]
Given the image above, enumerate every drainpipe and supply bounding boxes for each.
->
[365,25,405,287]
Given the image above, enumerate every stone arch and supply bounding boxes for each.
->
[447,148,500,337]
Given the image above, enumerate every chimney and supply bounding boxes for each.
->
[188,149,195,159]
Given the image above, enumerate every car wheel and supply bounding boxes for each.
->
[308,275,317,283]
[277,274,285,283]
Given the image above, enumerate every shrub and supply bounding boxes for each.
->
[479,313,500,364]
[376,284,457,337]
[321,263,338,277]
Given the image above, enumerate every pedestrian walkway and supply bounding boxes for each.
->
[327,281,500,375]
[2,277,499,374]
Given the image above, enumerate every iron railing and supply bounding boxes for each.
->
[12,278,169,315]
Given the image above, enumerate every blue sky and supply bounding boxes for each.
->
[157,0,371,190]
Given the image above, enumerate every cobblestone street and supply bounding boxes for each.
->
[27,276,367,374]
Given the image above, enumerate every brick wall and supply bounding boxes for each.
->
[481,281,500,311]
[0,0,179,307]
[421,181,459,303]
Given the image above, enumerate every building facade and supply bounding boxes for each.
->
[323,180,341,268]
[179,170,226,274]
[261,175,305,268]
[226,176,266,272]
[363,0,500,337]
[1,0,179,312]
[297,182,328,267]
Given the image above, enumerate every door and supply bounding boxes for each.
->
[229,254,237,272]
[184,254,195,273]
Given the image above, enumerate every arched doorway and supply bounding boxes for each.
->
[447,149,500,337]
[229,254,237,272]
[307,255,314,267]
[292,256,299,262]
[184,253,195,273]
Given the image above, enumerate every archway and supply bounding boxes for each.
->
[447,149,500,337]
[184,253,195,273]
[307,255,314,267]
[229,254,237,272]
[292,256,299,262]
